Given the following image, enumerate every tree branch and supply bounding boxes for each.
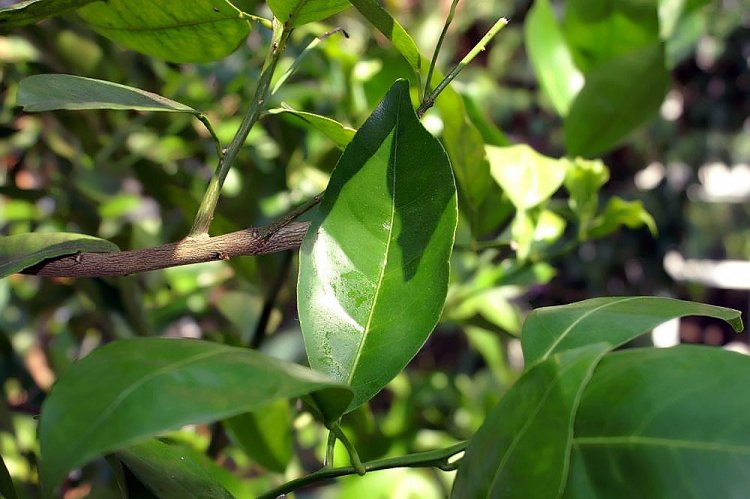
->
[22,222,309,278]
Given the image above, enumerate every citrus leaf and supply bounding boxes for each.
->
[522,297,743,366]
[452,344,609,499]
[18,74,196,113]
[117,439,241,499]
[268,106,355,149]
[267,0,350,26]
[525,0,583,116]
[486,144,568,210]
[565,43,670,157]
[0,232,118,279]
[0,0,98,31]
[76,0,251,63]
[566,346,750,498]
[223,400,293,473]
[298,79,457,411]
[39,338,352,495]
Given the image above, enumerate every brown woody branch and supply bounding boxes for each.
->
[22,222,309,278]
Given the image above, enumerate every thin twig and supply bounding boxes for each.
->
[21,222,309,278]
[417,17,508,118]
[250,250,293,349]
[257,441,468,499]
[424,0,461,99]
[189,20,294,237]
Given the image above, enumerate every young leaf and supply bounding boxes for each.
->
[0,232,118,279]
[117,439,244,499]
[452,344,609,499]
[39,338,352,495]
[18,74,196,113]
[223,400,293,473]
[522,297,743,366]
[565,43,670,157]
[586,196,657,239]
[267,107,355,150]
[566,346,750,498]
[298,79,458,411]
[525,0,583,116]
[0,0,97,30]
[76,0,251,63]
[267,0,350,26]
[486,144,568,210]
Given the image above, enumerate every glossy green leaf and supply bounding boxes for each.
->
[0,232,118,278]
[298,79,457,411]
[565,346,750,499]
[267,0,349,26]
[0,454,17,499]
[348,0,422,76]
[462,92,511,147]
[117,439,242,499]
[18,74,196,113]
[0,0,97,30]
[223,400,293,473]
[563,0,661,73]
[452,344,609,499]
[522,297,743,366]
[565,43,670,157]
[268,106,355,150]
[586,196,657,239]
[486,144,568,210]
[525,0,584,116]
[76,0,251,63]
[39,338,352,495]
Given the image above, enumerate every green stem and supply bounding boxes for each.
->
[189,20,293,238]
[257,441,468,499]
[223,0,274,29]
[417,17,508,118]
[424,0,461,99]
[196,114,224,159]
[330,424,365,475]
[324,429,337,468]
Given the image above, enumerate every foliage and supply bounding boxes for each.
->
[0,1,746,498]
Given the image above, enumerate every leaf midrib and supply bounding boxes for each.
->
[345,87,403,386]
[573,436,750,455]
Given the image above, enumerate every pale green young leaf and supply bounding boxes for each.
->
[268,106,355,149]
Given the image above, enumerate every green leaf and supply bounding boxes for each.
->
[452,344,609,499]
[0,232,118,278]
[39,338,352,495]
[0,0,98,31]
[565,43,670,157]
[0,454,17,499]
[268,106,355,150]
[348,0,422,76]
[486,144,568,210]
[586,196,657,239]
[566,346,750,499]
[298,79,457,411]
[223,400,293,473]
[522,297,743,366]
[267,0,349,26]
[461,92,511,147]
[437,87,494,231]
[117,439,241,499]
[563,0,661,73]
[525,0,584,116]
[564,157,610,233]
[76,0,251,63]
[18,74,196,113]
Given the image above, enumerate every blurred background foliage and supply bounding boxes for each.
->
[0,0,748,497]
